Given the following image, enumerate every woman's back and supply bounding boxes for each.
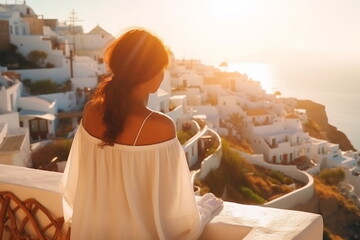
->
[65,122,202,239]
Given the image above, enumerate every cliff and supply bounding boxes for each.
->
[296,99,356,151]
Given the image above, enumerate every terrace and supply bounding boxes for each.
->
[0,164,323,239]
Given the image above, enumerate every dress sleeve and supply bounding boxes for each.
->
[153,140,222,240]
[59,127,81,223]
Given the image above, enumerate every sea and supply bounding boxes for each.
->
[228,62,360,151]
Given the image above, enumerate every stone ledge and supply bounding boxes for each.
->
[0,164,323,239]
[200,199,323,240]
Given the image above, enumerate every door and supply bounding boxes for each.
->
[29,118,48,141]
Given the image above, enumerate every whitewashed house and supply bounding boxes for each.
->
[233,73,265,97]
[311,138,358,169]
[0,72,57,142]
[1,4,108,85]
[68,25,114,60]
[294,108,308,123]
[0,121,31,167]
[0,4,71,83]
[217,94,246,120]
[0,74,31,166]
[148,70,186,129]
[18,96,56,141]
[171,70,205,106]
[244,109,312,164]
[191,105,220,130]
[51,22,114,59]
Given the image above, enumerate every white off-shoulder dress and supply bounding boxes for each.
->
[60,122,220,240]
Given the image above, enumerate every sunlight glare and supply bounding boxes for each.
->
[228,63,274,94]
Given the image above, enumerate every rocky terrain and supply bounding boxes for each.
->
[296,99,356,151]
[295,178,360,240]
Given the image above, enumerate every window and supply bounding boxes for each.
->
[272,138,276,148]
[10,93,14,111]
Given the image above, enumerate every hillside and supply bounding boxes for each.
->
[296,99,356,151]
[314,178,360,240]
[195,140,304,205]
[197,141,360,239]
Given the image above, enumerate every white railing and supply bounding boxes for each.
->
[234,149,316,210]
[193,128,222,180]
[182,121,208,167]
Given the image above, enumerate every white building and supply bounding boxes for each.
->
[0,73,31,166]
[217,94,246,120]
[18,96,56,141]
[244,109,312,164]
[229,73,265,97]
[191,105,220,130]
[0,121,31,167]
[0,4,109,85]
[0,70,58,142]
[311,138,358,169]
[70,25,114,60]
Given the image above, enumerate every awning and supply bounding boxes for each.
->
[19,110,55,121]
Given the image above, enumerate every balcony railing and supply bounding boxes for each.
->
[0,164,323,239]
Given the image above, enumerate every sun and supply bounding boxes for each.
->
[228,62,274,94]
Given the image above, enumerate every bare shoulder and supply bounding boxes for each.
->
[150,111,176,137]
[140,111,176,144]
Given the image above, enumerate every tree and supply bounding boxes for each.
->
[274,90,281,98]
[27,50,48,68]
[0,44,28,69]
[227,112,243,136]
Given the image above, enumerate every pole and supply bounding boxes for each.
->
[69,50,73,78]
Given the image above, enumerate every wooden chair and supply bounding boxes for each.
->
[0,191,70,240]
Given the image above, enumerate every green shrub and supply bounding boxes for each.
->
[238,186,266,204]
[29,79,58,95]
[31,139,73,169]
[177,129,196,144]
[270,170,294,185]
[318,167,345,186]
[221,139,254,181]
[203,166,227,197]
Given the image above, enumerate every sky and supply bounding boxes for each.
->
[3,0,360,149]
[9,0,360,65]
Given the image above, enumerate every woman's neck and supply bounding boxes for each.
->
[129,89,149,108]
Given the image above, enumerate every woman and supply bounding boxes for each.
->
[60,29,222,239]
